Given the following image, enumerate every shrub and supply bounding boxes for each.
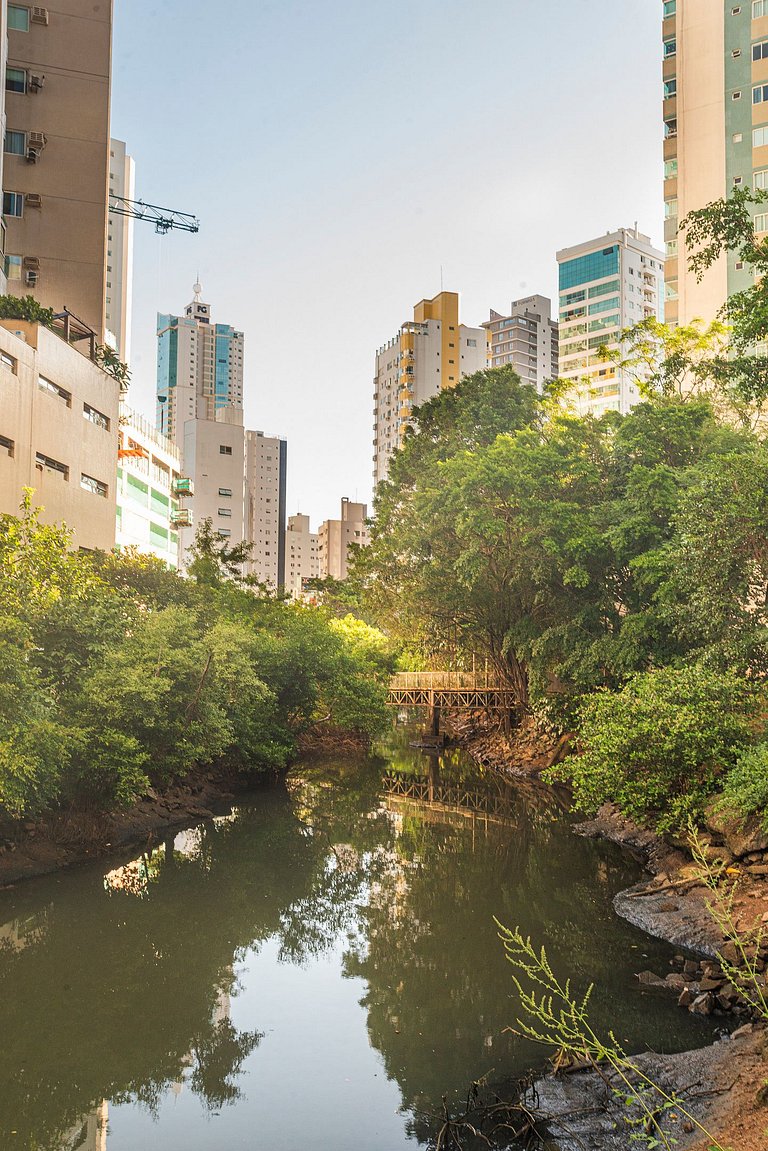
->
[718,743,768,832]
[548,666,758,832]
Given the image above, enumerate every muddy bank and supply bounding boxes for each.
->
[530,1023,766,1151]
[0,764,265,888]
[446,714,560,777]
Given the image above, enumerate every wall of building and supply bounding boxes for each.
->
[0,320,119,550]
[4,0,112,337]
[483,294,558,388]
[285,512,319,598]
[106,138,134,362]
[245,431,287,588]
[179,410,246,570]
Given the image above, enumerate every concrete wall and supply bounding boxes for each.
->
[0,321,119,549]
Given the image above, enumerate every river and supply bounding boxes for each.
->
[0,724,718,1151]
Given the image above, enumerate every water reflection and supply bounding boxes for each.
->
[0,738,714,1151]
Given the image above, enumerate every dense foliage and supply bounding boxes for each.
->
[0,495,394,819]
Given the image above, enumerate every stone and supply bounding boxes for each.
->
[747,863,768,877]
[699,975,724,992]
[658,900,679,912]
[665,973,687,990]
[690,992,715,1015]
[678,987,695,1007]
[757,1082,768,1107]
[637,970,667,987]
[683,959,700,978]
[705,801,768,857]
[731,1023,754,1040]
[720,942,740,964]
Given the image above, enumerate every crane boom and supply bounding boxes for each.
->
[109,195,200,235]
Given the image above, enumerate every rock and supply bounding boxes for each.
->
[678,987,695,1007]
[705,800,768,857]
[721,941,740,964]
[757,1082,768,1106]
[690,992,715,1015]
[731,1023,754,1040]
[684,959,701,977]
[699,975,724,992]
[699,842,735,867]
[747,863,768,877]
[665,973,687,990]
[637,970,668,987]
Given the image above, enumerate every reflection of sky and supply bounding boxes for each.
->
[107,938,411,1151]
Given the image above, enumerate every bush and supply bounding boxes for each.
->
[718,743,768,832]
[548,666,758,832]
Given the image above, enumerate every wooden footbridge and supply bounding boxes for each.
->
[387,672,517,738]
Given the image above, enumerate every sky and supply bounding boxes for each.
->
[111,0,663,528]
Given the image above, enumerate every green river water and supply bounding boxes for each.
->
[0,724,718,1150]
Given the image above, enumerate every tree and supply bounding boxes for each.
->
[186,517,254,586]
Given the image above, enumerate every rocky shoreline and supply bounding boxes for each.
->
[452,717,768,1151]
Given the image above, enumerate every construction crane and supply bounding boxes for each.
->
[108,195,200,235]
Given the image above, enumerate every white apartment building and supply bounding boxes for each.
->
[116,405,183,569]
[245,430,287,589]
[482,294,558,390]
[285,513,319,599]
[179,408,247,571]
[318,498,369,581]
[556,227,665,417]
[156,287,244,449]
[106,139,135,364]
[0,315,119,551]
[373,291,487,487]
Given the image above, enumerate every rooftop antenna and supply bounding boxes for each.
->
[193,275,202,301]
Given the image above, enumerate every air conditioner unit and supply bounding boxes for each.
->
[28,132,46,149]
[25,270,39,287]
[25,193,42,209]
[31,6,50,23]
[22,256,40,270]
[28,74,45,92]
[26,147,39,164]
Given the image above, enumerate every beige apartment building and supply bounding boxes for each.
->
[482,294,558,389]
[0,316,120,550]
[318,498,369,581]
[285,512,319,598]
[373,291,487,487]
[662,0,768,325]
[245,430,286,589]
[179,409,247,572]
[4,0,112,338]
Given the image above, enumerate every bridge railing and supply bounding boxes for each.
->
[389,671,496,691]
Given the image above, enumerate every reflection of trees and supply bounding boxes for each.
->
[0,748,710,1151]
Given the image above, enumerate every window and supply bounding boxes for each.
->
[38,376,71,405]
[664,157,678,178]
[734,90,743,100]
[734,131,744,143]
[218,508,232,517]
[4,255,21,282]
[4,130,25,155]
[218,529,231,538]
[732,4,742,11]
[5,67,26,93]
[219,444,232,455]
[755,213,768,232]
[83,403,109,430]
[466,338,477,347]
[665,279,679,301]
[666,239,678,256]
[0,351,16,372]
[754,38,768,59]
[0,434,14,457]
[754,126,768,147]
[663,0,676,14]
[8,6,29,30]
[664,117,677,138]
[755,0,768,15]
[733,48,743,57]
[218,487,232,497]
[36,452,68,478]
[81,473,108,497]
[664,77,677,98]
[3,192,22,217]
[755,168,768,189]
[754,84,768,103]
[664,197,678,219]
[663,37,676,57]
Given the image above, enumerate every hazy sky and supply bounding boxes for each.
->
[112,0,663,527]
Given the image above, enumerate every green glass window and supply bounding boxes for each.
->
[663,0,676,15]
[8,6,29,31]
[5,68,26,94]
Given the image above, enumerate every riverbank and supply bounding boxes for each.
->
[0,763,260,887]
[453,717,768,1151]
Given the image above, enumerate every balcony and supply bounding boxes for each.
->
[171,508,192,527]
[172,476,194,496]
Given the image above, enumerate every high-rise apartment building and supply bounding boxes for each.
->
[318,498,369,581]
[4,0,112,338]
[179,408,247,571]
[482,294,558,389]
[662,0,765,325]
[556,228,665,417]
[245,430,287,589]
[106,139,135,362]
[156,287,244,448]
[285,513,319,599]
[372,291,487,487]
